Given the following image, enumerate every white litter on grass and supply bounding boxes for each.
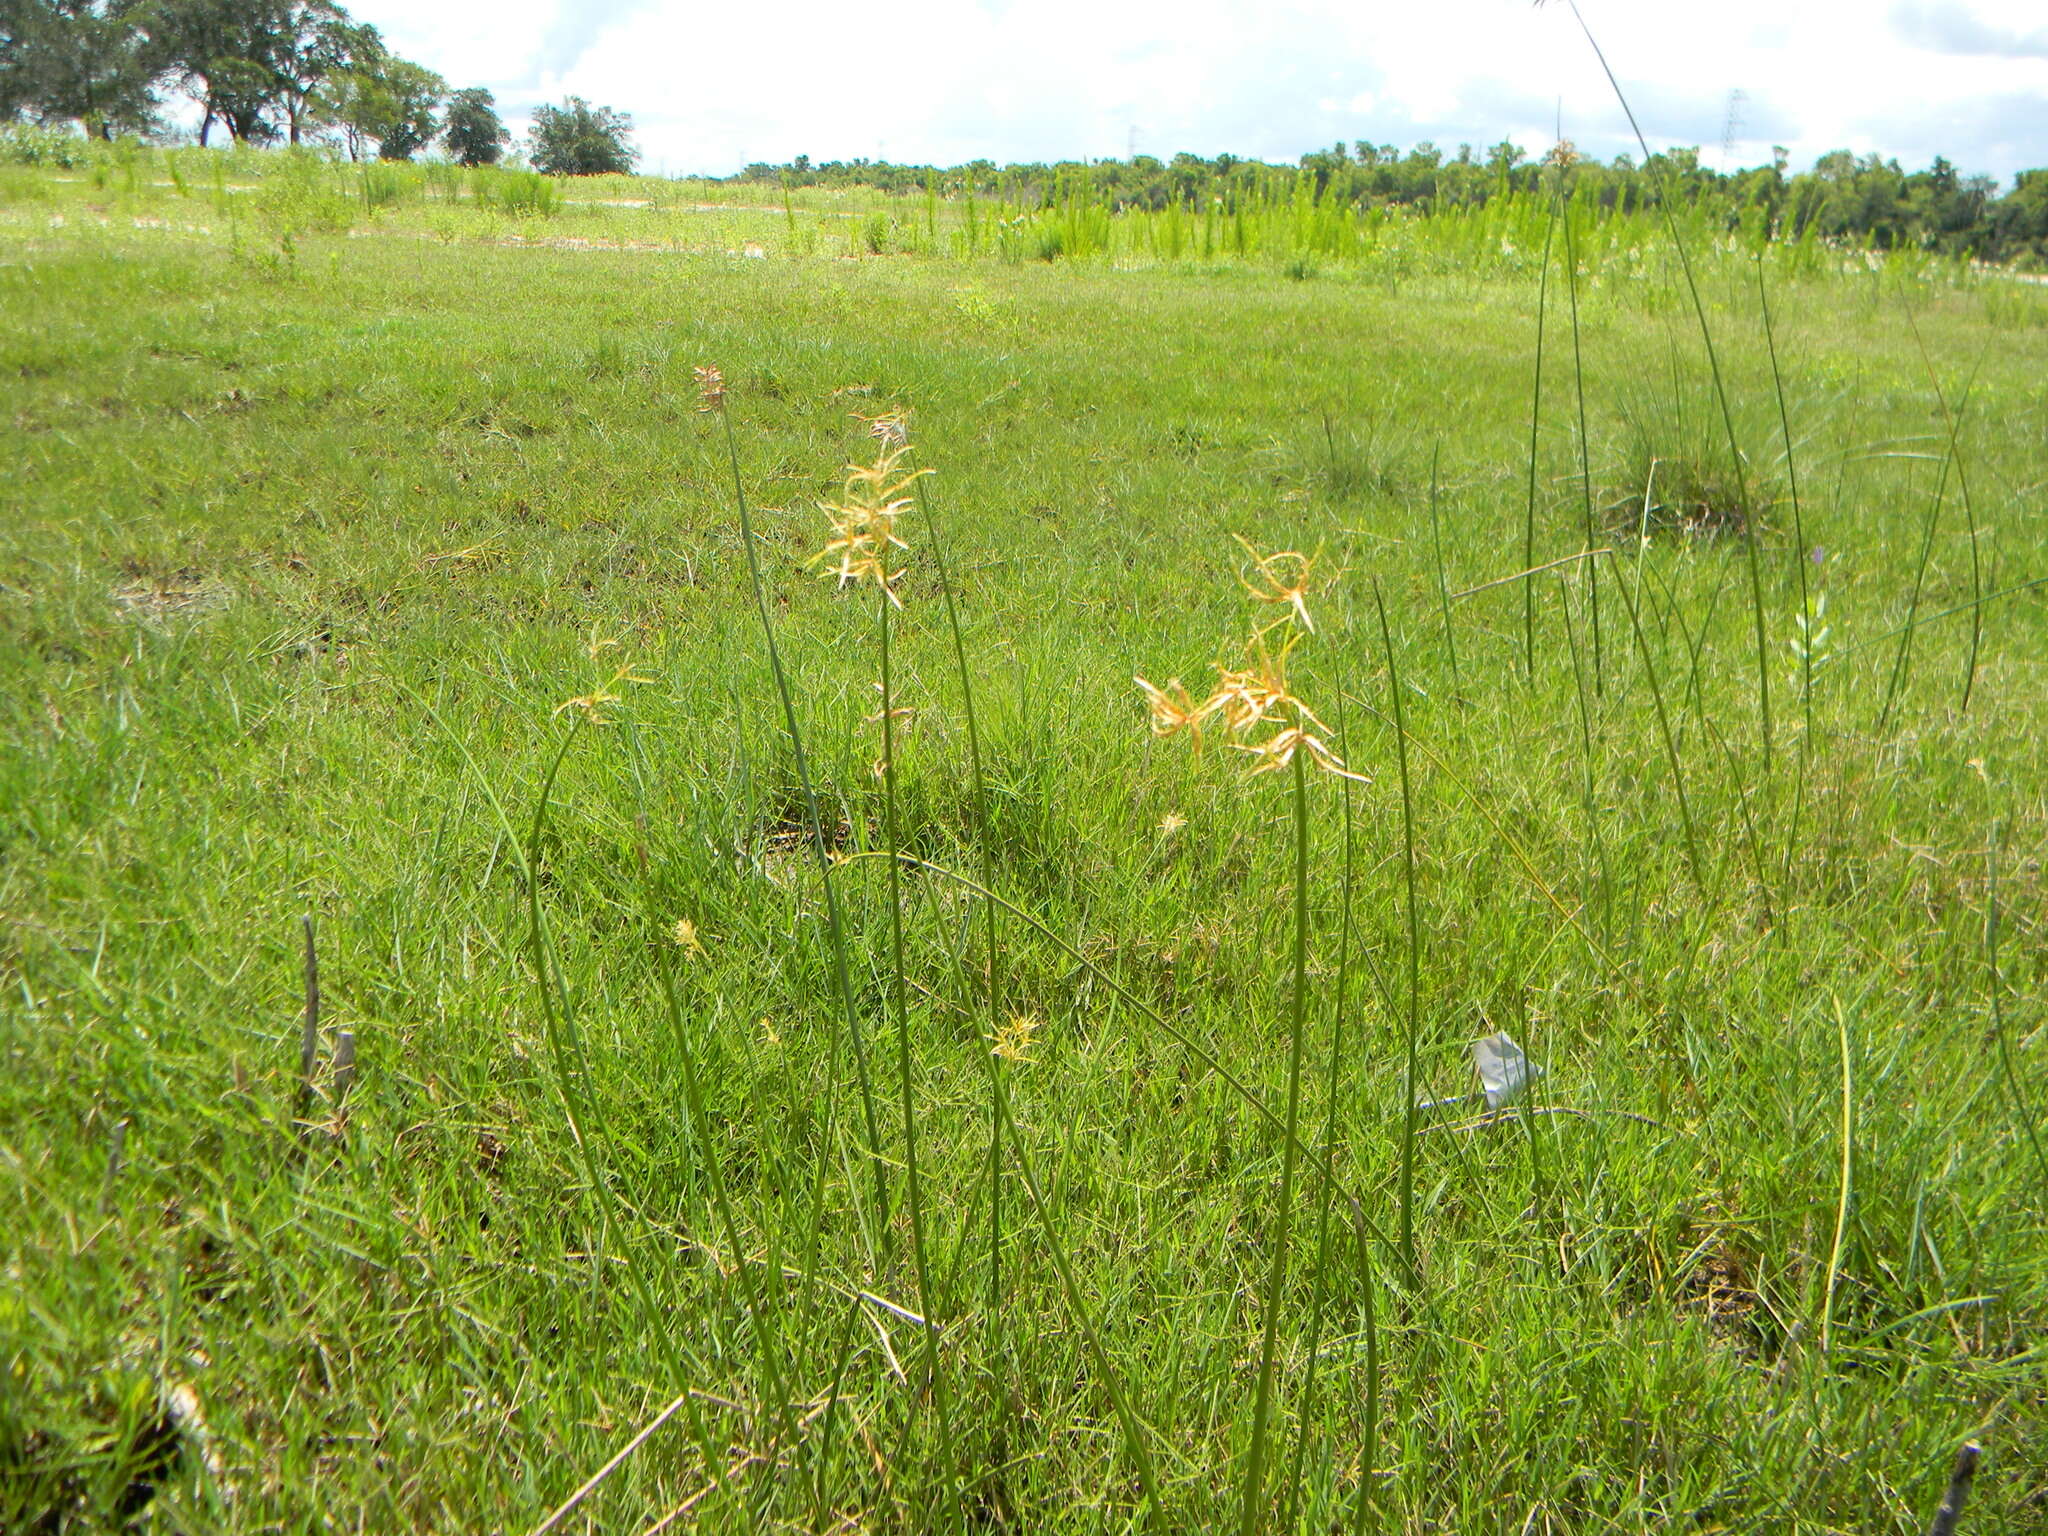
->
[1416,1030,1545,1113]
[1474,1031,1543,1110]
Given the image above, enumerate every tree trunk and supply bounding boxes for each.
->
[199,112,213,147]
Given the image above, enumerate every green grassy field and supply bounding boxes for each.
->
[4,156,2047,1532]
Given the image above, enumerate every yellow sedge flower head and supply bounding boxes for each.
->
[1134,675,1207,746]
[991,1013,1042,1063]
[1233,533,1322,636]
[853,408,910,448]
[693,365,727,413]
[1136,539,1365,782]
[813,442,930,607]
[556,629,651,726]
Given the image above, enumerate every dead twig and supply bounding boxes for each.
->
[297,916,319,1126]
[1417,1105,1667,1137]
[1925,1443,1980,1536]
[527,1391,693,1536]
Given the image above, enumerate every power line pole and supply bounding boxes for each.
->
[1721,88,1747,170]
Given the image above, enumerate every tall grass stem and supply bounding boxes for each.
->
[719,407,892,1242]
[1374,580,1423,1276]
[1237,744,1314,1536]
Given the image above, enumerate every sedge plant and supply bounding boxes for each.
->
[698,364,894,1261]
[810,423,964,1523]
[1135,538,1365,1534]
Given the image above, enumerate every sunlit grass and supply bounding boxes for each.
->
[1,151,2044,1531]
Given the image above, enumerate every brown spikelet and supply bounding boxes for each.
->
[693,364,727,413]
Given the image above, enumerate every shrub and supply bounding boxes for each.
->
[477,168,557,217]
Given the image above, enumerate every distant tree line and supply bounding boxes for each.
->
[0,1,648,171]
[744,141,2048,265]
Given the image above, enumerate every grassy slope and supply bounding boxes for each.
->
[3,172,2047,1531]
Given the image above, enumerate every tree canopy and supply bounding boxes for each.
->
[528,95,636,176]
[441,84,505,167]
[0,0,158,139]
[5,2,2047,263]
[317,44,443,161]
[736,140,2048,267]
[2,0,447,152]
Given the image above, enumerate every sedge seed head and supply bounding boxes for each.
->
[1233,533,1323,636]
[693,364,726,413]
[812,442,930,606]
[991,1013,1042,1063]
[1134,541,1365,783]
[1135,675,1206,747]
[557,630,651,725]
[853,408,910,448]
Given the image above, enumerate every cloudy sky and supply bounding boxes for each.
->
[352,0,2048,183]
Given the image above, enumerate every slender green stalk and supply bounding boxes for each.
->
[1558,578,1614,942]
[873,535,961,1524]
[524,726,595,1153]
[718,406,892,1243]
[408,698,699,1393]
[863,850,1406,1264]
[1607,551,1707,899]
[519,724,692,1394]
[1523,191,1557,683]
[808,1295,865,1531]
[1846,572,2048,661]
[1349,1215,1380,1536]
[1877,444,1951,737]
[990,1057,1166,1529]
[1757,253,1810,722]
[1704,716,1775,931]
[1281,676,1361,1530]
[1426,442,1461,702]
[917,467,1025,1510]
[1342,711,1639,1005]
[648,965,798,1442]
[1900,303,1986,710]
[913,473,1006,1341]
[1374,580,1423,1276]
[622,733,799,1459]
[1561,181,1601,688]
[1821,999,1854,1354]
[1757,253,1812,888]
[1558,0,1772,772]
[1987,819,2048,1198]
[1238,743,1313,1536]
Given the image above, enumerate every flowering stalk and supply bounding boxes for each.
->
[1376,578,1424,1278]
[1239,738,1311,1536]
[912,465,1014,1376]
[1133,539,1361,1535]
[697,364,892,1261]
[816,420,962,1521]
[1136,543,1364,784]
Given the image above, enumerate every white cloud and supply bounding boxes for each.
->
[347,0,2048,181]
